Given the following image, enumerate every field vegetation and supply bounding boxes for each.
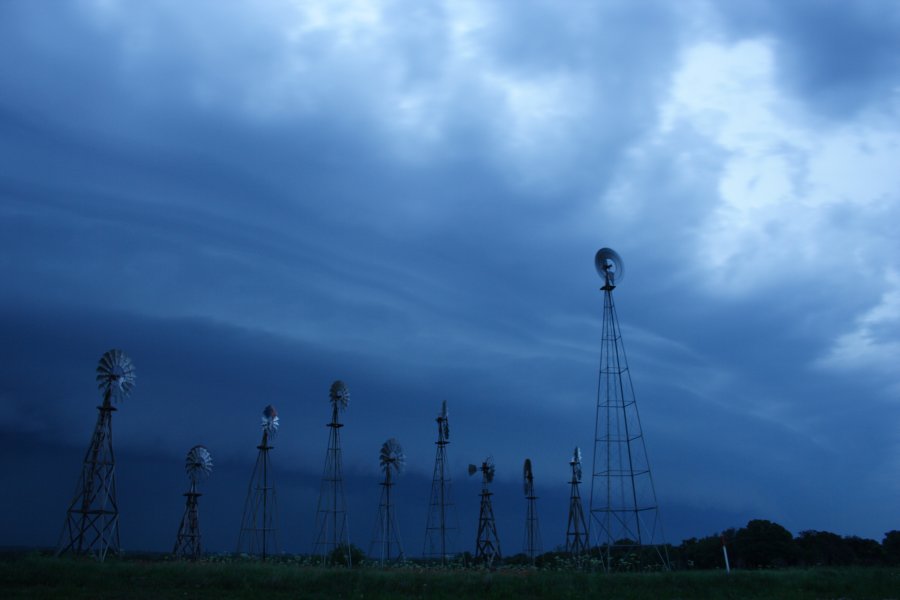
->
[5,520,900,599]
[2,552,900,600]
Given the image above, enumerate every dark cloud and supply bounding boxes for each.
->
[1,0,899,554]
[715,0,900,117]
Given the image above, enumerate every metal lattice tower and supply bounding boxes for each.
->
[470,457,501,566]
[423,400,456,562]
[313,381,352,564]
[588,248,669,571]
[57,349,135,561]
[173,445,212,560]
[565,446,588,555]
[237,405,280,559]
[522,459,542,562]
[173,490,202,559]
[369,438,404,565]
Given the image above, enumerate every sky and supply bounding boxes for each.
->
[2,0,900,555]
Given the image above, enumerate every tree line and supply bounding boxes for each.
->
[499,520,900,570]
[676,520,900,569]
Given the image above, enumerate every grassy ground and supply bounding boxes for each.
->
[2,554,899,599]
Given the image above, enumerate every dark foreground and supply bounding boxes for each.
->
[2,554,899,600]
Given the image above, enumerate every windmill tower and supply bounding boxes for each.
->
[424,400,456,563]
[565,446,588,555]
[369,438,405,564]
[237,404,280,559]
[522,458,542,562]
[57,349,135,561]
[173,445,213,559]
[469,456,501,565]
[588,248,669,571]
[313,380,352,564]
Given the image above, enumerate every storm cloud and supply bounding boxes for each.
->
[1,0,899,553]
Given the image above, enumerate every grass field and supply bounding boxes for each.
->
[2,554,899,599]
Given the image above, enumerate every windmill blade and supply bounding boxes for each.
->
[394,450,405,473]
[96,349,136,402]
[380,438,405,474]
[439,400,450,440]
[594,247,625,285]
[261,404,279,436]
[185,445,213,484]
[573,446,583,481]
[385,438,403,464]
[484,456,495,483]
[523,458,533,494]
[329,380,350,410]
[468,464,477,476]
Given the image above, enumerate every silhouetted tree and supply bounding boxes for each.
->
[843,536,883,566]
[669,521,900,570]
[795,530,846,566]
[883,531,900,565]
[732,519,795,568]
[678,535,721,569]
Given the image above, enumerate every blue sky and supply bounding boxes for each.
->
[2,0,899,554]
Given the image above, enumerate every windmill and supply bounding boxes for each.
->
[522,458,542,562]
[369,438,405,564]
[588,248,669,571]
[424,400,457,563]
[57,349,135,561]
[469,456,501,565]
[173,445,213,559]
[237,404,280,559]
[313,380,352,565]
[565,446,588,555]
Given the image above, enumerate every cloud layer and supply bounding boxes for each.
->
[1,0,899,551]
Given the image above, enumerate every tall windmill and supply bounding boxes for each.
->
[424,400,456,563]
[313,380,352,564]
[522,458,542,562]
[565,446,588,555]
[237,404,280,559]
[173,445,213,559]
[588,248,669,571]
[369,438,405,564]
[57,349,135,561]
[469,456,501,565]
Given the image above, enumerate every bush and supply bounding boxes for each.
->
[328,544,365,567]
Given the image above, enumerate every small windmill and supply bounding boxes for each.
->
[565,446,588,555]
[313,381,352,565]
[237,404,280,559]
[424,400,457,562]
[58,349,136,561]
[469,456,501,565]
[173,445,213,559]
[369,438,405,564]
[522,458,542,561]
